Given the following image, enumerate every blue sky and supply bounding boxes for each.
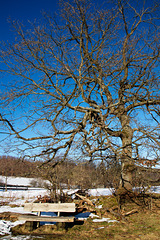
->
[0,0,59,155]
[0,0,59,42]
[0,0,157,41]
[0,0,159,161]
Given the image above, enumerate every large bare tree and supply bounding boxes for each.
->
[0,0,159,191]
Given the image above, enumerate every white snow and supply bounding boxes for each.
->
[0,220,25,236]
[90,214,118,223]
[96,204,103,209]
[92,218,118,223]
[0,176,35,186]
[88,188,114,196]
[148,186,160,194]
[0,188,49,205]
[0,206,26,214]
[89,213,100,218]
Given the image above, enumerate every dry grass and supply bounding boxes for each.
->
[51,211,160,240]
[48,195,160,240]
[12,194,160,240]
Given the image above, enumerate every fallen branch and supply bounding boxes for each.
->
[123,209,138,216]
[75,193,94,207]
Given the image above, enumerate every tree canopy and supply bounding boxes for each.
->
[0,0,159,190]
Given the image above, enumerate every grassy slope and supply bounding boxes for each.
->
[12,194,160,240]
[56,195,160,240]
[61,211,160,240]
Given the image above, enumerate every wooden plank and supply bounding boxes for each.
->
[75,193,94,206]
[18,214,75,222]
[24,203,75,212]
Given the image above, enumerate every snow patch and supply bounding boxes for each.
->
[89,213,100,218]
[0,220,25,236]
[92,218,118,223]
[88,188,113,196]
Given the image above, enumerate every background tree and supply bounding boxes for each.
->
[0,0,159,192]
[0,155,38,177]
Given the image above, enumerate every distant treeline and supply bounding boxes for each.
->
[0,155,160,189]
[0,155,38,178]
[0,155,121,188]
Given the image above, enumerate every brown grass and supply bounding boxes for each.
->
[12,195,160,240]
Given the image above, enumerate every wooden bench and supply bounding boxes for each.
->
[18,202,76,230]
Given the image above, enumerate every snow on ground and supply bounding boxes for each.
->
[0,188,49,205]
[0,175,50,187]
[149,186,160,194]
[92,218,118,223]
[0,176,36,186]
[0,176,160,236]
[88,188,114,196]
[0,220,26,236]
[0,187,50,236]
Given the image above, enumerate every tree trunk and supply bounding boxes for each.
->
[119,117,135,192]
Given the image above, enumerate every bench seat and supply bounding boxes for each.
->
[19,214,75,222]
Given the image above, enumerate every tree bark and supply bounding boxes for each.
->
[119,116,134,192]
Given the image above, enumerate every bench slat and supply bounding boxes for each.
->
[24,203,75,213]
[19,214,75,223]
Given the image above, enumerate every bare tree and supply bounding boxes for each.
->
[0,0,159,192]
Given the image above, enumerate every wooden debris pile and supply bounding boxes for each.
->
[74,193,96,214]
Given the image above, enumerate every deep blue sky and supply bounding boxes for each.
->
[0,0,156,42]
[0,0,59,41]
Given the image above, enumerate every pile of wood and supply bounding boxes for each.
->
[74,193,96,213]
